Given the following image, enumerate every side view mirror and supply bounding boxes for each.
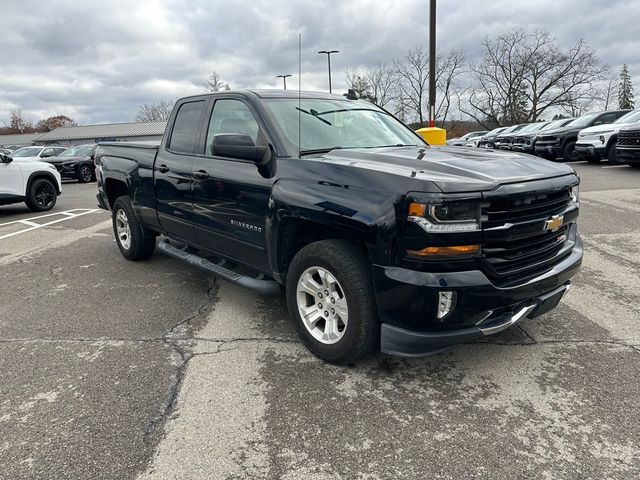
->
[211,134,272,166]
[0,153,13,164]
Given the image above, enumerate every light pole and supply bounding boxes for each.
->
[318,50,339,93]
[428,0,436,127]
[276,74,292,90]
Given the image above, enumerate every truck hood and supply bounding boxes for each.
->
[315,146,576,193]
[579,122,634,136]
[539,126,581,137]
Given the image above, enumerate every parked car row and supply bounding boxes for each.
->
[451,108,640,166]
[1,143,98,182]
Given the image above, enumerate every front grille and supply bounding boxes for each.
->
[617,130,640,146]
[482,188,571,229]
[481,187,573,281]
[537,135,560,145]
[483,227,569,277]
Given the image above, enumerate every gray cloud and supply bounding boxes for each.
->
[0,0,637,124]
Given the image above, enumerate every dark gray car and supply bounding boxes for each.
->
[42,144,97,183]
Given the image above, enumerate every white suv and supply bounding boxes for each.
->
[9,145,67,162]
[576,110,640,163]
[0,152,62,211]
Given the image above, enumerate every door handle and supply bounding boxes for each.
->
[157,164,169,173]
[193,170,210,180]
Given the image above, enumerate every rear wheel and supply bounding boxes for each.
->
[77,164,94,183]
[25,178,57,211]
[112,196,156,260]
[286,240,378,364]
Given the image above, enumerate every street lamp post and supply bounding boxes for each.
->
[318,50,339,93]
[276,74,292,90]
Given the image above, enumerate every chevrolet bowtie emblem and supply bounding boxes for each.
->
[544,214,564,232]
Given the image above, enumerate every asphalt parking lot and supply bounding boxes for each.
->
[1,163,639,480]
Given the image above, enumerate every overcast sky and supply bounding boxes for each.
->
[1,0,638,125]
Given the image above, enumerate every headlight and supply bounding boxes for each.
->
[570,185,579,205]
[408,200,480,232]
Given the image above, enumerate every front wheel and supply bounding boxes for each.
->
[561,141,578,162]
[25,178,57,211]
[286,240,378,364]
[607,145,622,165]
[112,196,156,261]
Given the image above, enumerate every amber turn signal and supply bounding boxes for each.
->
[407,244,480,258]
[408,202,426,217]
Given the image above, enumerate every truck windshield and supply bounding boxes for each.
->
[263,98,424,155]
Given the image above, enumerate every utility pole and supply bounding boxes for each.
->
[428,0,436,128]
[318,50,339,93]
[276,74,292,90]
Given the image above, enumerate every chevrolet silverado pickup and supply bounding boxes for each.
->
[95,90,583,364]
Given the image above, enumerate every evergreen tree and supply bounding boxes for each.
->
[618,64,635,109]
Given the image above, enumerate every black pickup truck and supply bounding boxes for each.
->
[96,90,583,364]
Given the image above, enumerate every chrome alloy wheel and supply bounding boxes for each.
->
[296,266,348,345]
[115,209,132,250]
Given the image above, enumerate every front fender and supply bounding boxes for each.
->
[267,178,402,278]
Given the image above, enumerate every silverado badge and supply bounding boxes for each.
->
[544,214,564,232]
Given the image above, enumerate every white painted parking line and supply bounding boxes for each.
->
[0,209,100,240]
[18,220,41,227]
[602,165,628,169]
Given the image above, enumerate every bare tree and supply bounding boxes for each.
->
[205,71,230,92]
[602,76,617,110]
[460,29,606,128]
[394,48,429,124]
[364,63,396,108]
[135,101,173,122]
[345,70,373,100]
[434,48,466,127]
[3,109,35,134]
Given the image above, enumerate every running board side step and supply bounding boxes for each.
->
[157,239,281,295]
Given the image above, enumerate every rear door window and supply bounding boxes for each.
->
[169,101,205,154]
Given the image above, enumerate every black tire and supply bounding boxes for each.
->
[561,141,578,162]
[628,163,640,169]
[25,178,57,212]
[77,164,94,183]
[112,196,156,261]
[285,239,378,364]
[607,145,622,165]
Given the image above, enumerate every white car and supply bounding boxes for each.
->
[0,152,62,211]
[446,130,489,147]
[576,109,640,164]
[9,145,67,162]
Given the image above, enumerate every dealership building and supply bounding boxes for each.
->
[0,121,166,148]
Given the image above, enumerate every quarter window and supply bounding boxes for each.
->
[169,101,205,153]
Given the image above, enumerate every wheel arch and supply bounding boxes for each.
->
[26,171,61,195]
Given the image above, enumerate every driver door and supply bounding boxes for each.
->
[191,97,272,271]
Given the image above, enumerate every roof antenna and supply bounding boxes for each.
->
[298,33,302,158]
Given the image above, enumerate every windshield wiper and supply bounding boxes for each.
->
[295,107,332,126]
[299,147,343,156]
[371,144,419,148]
